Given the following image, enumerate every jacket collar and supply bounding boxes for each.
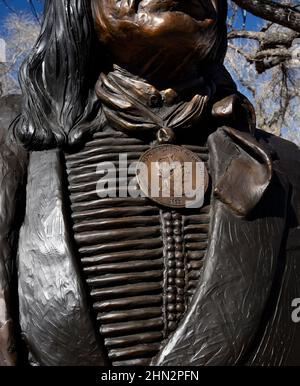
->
[212,126,273,217]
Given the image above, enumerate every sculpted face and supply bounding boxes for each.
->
[92,0,223,86]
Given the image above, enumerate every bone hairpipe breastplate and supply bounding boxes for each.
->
[65,128,211,365]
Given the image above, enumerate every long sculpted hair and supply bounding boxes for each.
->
[15,0,232,150]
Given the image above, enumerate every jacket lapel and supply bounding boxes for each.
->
[17,150,108,366]
[152,127,289,365]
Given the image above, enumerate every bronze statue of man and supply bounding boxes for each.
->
[0,0,300,366]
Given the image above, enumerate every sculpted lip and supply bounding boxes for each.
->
[134,0,217,25]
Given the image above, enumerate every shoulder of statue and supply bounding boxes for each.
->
[0,93,28,172]
[0,94,28,366]
[256,129,300,245]
[0,92,28,164]
[255,128,300,179]
[0,132,28,204]
[0,146,27,365]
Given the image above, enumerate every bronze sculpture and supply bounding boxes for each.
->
[0,0,300,366]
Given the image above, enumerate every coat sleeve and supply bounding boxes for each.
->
[0,107,28,366]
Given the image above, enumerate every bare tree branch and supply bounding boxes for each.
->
[232,0,300,33]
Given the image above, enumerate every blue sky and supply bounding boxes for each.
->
[0,0,43,18]
[230,9,263,31]
[0,0,43,34]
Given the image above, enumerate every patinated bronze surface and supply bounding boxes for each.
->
[0,0,300,366]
